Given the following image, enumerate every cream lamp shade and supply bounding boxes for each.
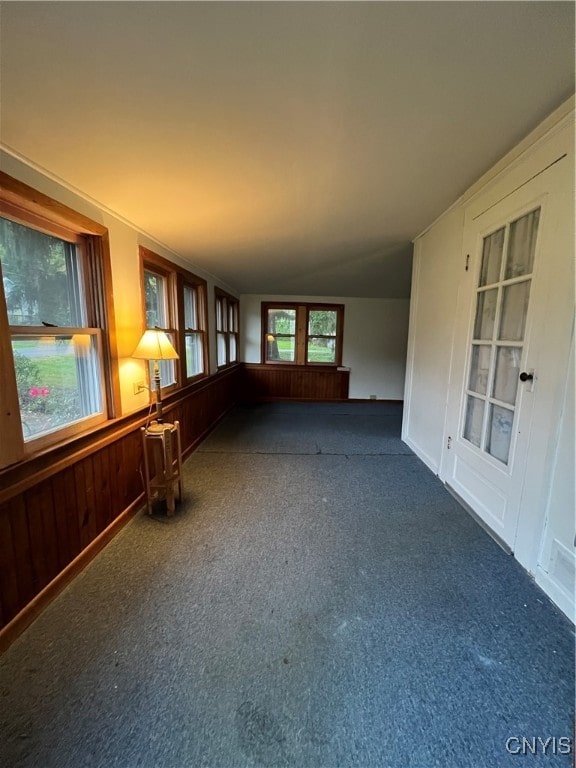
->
[132,329,179,423]
[132,329,179,361]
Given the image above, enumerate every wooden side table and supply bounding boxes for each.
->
[141,420,183,515]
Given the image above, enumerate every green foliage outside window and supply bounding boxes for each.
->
[308,310,337,336]
[0,217,80,327]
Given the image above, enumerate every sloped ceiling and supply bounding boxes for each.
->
[0,1,574,298]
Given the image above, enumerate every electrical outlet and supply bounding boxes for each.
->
[369,394,377,400]
[133,380,146,395]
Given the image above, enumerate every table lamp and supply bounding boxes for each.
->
[132,329,179,423]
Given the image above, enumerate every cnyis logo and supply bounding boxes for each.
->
[505,736,573,756]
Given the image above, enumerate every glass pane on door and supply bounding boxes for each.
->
[474,289,498,340]
[463,396,484,447]
[479,227,505,286]
[499,281,530,341]
[506,209,539,279]
[486,404,514,463]
[492,347,521,405]
[468,345,491,395]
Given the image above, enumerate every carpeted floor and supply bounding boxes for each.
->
[0,402,573,768]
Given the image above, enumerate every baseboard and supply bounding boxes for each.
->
[347,398,404,404]
[0,493,144,655]
[240,397,403,404]
[243,397,350,403]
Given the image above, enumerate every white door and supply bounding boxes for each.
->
[442,159,571,553]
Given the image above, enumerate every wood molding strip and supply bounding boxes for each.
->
[0,170,108,236]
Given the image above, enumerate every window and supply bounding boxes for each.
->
[262,302,344,366]
[140,247,207,386]
[183,282,205,377]
[143,265,177,389]
[215,288,239,368]
[0,172,116,464]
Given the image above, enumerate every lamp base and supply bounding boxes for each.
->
[154,366,164,423]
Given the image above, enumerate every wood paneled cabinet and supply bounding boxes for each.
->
[141,421,183,515]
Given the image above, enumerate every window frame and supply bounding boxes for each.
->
[215,288,240,369]
[139,247,208,388]
[0,171,118,466]
[261,302,344,367]
[182,280,207,380]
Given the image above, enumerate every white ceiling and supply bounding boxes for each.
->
[1,2,574,298]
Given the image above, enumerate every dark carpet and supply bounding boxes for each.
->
[0,402,573,768]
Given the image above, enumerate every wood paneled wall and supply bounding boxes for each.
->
[0,366,241,644]
[242,364,350,401]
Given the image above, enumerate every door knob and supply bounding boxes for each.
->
[519,371,534,382]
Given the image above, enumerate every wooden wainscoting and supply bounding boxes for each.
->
[0,365,241,649]
[241,363,350,401]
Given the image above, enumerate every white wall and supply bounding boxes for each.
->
[1,151,238,415]
[402,208,463,472]
[241,294,410,400]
